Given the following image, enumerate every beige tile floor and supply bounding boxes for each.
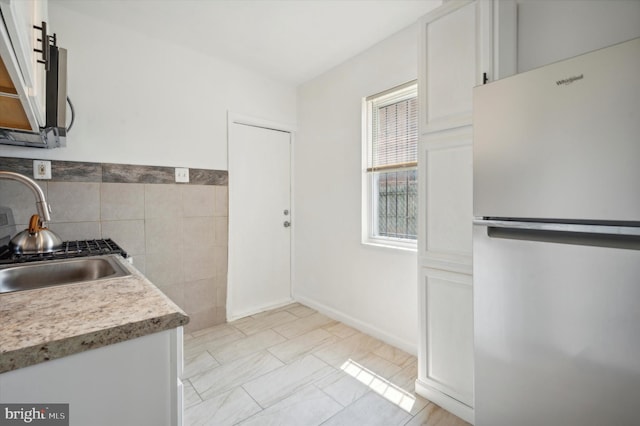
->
[183,303,470,426]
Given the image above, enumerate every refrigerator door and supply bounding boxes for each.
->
[473,223,640,426]
[473,37,640,222]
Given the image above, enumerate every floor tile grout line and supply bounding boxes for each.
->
[187,325,247,343]
[246,307,301,322]
[233,351,338,412]
[204,330,291,364]
[218,387,257,425]
[240,383,268,410]
[206,348,224,366]
[228,323,250,337]
[209,349,287,394]
[274,324,293,340]
[235,317,300,335]
[317,386,350,426]
[312,382,347,409]
[248,304,296,319]
[284,307,318,319]
[265,346,289,364]
[406,401,435,423]
[183,378,205,405]
[186,349,283,396]
[266,332,347,365]
[233,384,271,425]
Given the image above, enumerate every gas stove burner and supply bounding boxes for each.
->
[0,238,128,265]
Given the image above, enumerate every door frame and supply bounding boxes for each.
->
[226,112,297,321]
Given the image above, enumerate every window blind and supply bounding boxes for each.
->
[367,83,418,172]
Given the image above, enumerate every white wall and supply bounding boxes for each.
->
[294,25,419,353]
[0,3,297,170]
[517,0,640,72]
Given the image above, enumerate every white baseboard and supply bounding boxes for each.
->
[293,293,417,356]
[415,379,475,424]
[227,297,294,321]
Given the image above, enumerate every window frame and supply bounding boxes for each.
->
[362,81,418,251]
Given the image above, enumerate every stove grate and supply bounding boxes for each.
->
[0,238,128,265]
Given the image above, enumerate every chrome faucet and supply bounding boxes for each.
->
[0,171,62,253]
[0,171,52,226]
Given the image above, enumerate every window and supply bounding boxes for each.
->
[363,81,418,249]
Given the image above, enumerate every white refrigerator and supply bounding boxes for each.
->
[473,37,640,426]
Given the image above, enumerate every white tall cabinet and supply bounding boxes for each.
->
[415,1,515,423]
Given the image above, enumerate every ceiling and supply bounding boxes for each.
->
[53,0,441,86]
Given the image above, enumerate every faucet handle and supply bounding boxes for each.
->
[35,201,52,223]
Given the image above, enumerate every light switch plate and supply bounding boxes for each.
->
[33,160,52,179]
[175,167,189,183]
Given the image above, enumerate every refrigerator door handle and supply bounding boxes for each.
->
[473,219,640,250]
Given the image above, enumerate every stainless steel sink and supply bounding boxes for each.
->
[0,255,131,294]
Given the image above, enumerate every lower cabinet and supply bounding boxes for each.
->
[0,328,184,426]
[416,268,474,423]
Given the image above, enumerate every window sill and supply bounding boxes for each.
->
[362,238,417,253]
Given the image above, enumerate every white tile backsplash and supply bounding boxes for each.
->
[101,219,145,255]
[47,182,101,222]
[101,183,145,220]
[0,180,48,226]
[183,185,216,217]
[145,184,183,218]
[48,221,102,241]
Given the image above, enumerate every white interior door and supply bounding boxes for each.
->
[228,122,292,319]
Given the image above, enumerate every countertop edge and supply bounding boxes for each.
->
[0,311,188,374]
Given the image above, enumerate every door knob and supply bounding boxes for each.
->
[283,221,291,228]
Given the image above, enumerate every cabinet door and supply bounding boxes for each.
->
[416,267,474,423]
[419,0,489,134]
[0,0,48,126]
[418,0,516,134]
[418,127,473,274]
[0,329,180,426]
[0,19,39,130]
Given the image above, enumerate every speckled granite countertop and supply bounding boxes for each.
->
[0,255,189,374]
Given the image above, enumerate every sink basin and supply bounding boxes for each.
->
[0,255,131,294]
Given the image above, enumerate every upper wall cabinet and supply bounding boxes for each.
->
[419,0,487,134]
[0,0,48,130]
[419,0,516,135]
